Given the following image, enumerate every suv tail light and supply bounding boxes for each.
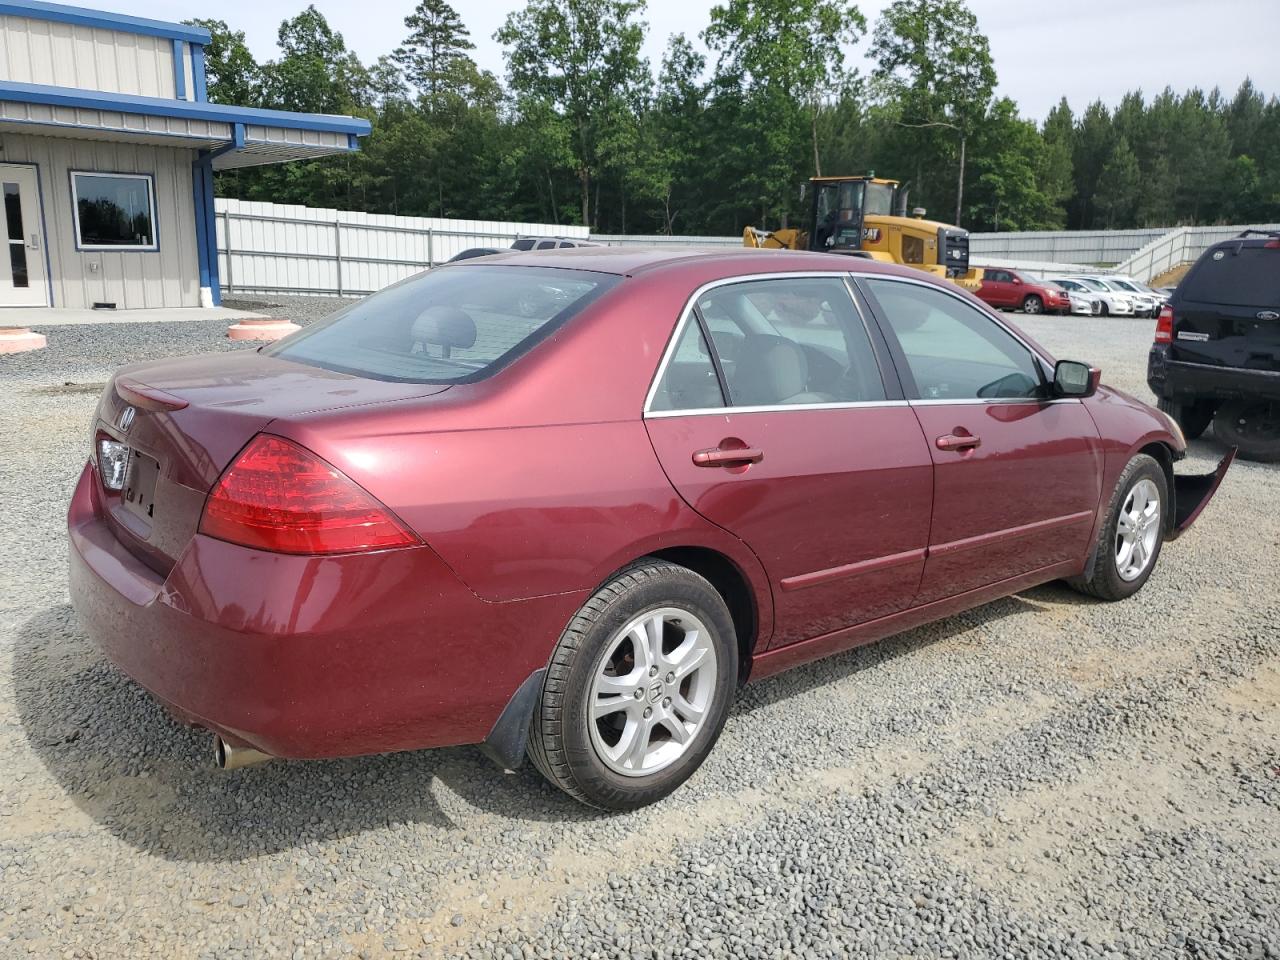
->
[1154,305,1174,344]
[200,435,419,555]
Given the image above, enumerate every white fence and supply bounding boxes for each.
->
[213,198,589,297]
[211,199,1279,297]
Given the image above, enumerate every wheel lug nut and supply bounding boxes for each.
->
[665,672,674,684]
[643,707,652,719]
[633,689,644,700]
[649,666,658,677]
[662,697,671,708]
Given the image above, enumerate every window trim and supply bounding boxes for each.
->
[853,272,1072,406]
[70,170,159,252]
[642,270,901,418]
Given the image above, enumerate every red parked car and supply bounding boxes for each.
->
[976,267,1070,315]
[68,250,1232,810]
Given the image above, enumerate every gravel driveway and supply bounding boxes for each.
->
[1,300,1276,960]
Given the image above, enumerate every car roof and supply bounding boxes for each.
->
[447,245,934,281]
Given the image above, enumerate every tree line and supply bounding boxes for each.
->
[193,0,1280,236]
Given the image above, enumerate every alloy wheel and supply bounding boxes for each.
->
[588,607,718,777]
[1115,478,1161,581]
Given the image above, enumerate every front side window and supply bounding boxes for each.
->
[865,278,1044,401]
[267,265,618,383]
[72,172,156,250]
[693,277,886,406]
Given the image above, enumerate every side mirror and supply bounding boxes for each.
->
[1053,359,1099,398]
[1012,276,1022,285]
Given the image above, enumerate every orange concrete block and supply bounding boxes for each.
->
[0,327,47,354]
[227,318,301,342]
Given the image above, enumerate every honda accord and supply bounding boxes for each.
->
[68,249,1232,809]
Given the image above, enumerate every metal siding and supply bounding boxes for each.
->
[0,131,199,307]
[0,14,176,98]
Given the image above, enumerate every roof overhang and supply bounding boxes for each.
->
[0,81,370,168]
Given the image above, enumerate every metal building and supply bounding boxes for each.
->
[0,0,370,310]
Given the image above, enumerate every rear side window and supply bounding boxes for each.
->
[266,266,618,383]
[1180,245,1280,308]
[695,277,887,405]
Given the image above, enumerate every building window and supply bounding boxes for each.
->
[71,172,157,251]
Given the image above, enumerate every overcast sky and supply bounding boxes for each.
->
[131,0,1277,120]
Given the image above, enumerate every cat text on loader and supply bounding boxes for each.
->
[743,175,984,291]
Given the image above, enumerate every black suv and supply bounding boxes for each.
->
[1147,230,1280,462]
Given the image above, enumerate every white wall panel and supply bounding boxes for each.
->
[0,15,177,98]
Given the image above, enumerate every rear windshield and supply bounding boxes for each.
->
[1180,245,1280,308]
[266,265,618,383]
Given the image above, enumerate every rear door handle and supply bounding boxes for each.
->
[936,433,981,451]
[692,446,764,467]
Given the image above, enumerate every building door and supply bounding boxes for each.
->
[0,165,48,307]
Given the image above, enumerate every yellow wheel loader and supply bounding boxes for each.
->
[743,175,984,291]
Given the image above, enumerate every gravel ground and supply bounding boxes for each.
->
[0,301,1276,960]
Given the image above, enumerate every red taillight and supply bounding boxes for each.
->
[1265,239,1280,249]
[200,435,419,555]
[1154,305,1174,344]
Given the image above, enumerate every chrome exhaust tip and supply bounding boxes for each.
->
[214,736,273,771]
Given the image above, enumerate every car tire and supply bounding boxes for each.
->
[1067,453,1167,602]
[1022,295,1043,314]
[1213,399,1280,463]
[1157,397,1214,441]
[1099,302,1110,317]
[527,560,738,810]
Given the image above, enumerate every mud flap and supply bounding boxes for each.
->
[478,668,546,772]
[1169,448,1236,540]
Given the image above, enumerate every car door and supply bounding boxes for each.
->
[859,276,1104,604]
[978,269,1006,308]
[644,274,934,649]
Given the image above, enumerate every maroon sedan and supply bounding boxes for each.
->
[68,250,1232,810]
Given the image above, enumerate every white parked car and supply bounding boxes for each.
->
[1052,278,1105,316]
[1107,275,1170,313]
[1062,277,1137,317]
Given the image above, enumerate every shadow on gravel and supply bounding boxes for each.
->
[13,605,607,862]
[14,590,1042,861]
[737,592,1040,714]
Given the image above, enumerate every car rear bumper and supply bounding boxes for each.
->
[67,462,572,760]
[1148,346,1280,402]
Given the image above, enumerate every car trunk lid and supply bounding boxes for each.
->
[93,350,449,574]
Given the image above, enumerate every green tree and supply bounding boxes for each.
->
[496,0,651,228]
[1094,135,1140,228]
[186,19,261,106]
[394,0,481,107]
[704,0,865,178]
[870,0,996,226]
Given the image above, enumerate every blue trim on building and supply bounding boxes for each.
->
[172,40,187,100]
[191,124,247,306]
[192,155,210,295]
[0,1,211,44]
[0,81,372,136]
[191,44,208,102]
